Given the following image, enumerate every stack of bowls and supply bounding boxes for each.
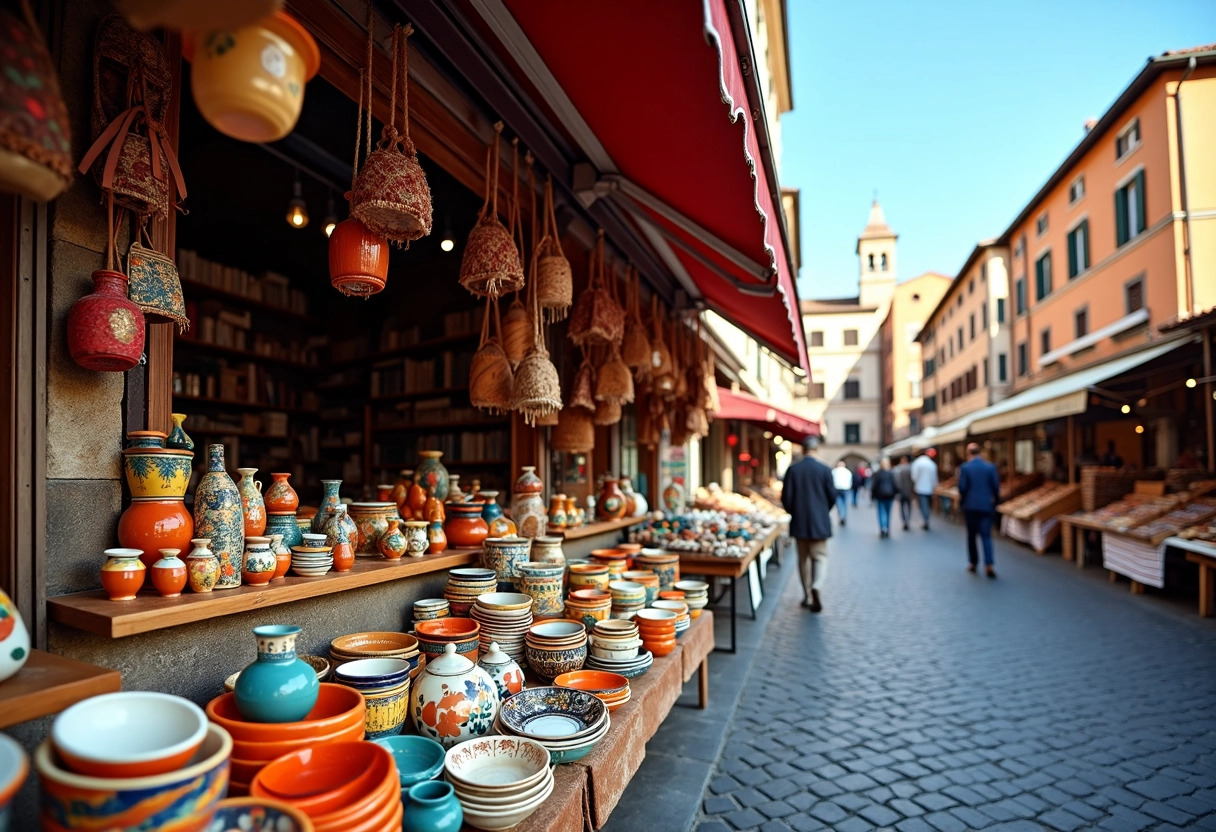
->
[444,737,554,829]
[589,548,631,578]
[412,598,450,626]
[652,599,691,636]
[250,740,402,831]
[608,580,646,620]
[444,567,497,617]
[415,618,481,663]
[584,646,653,678]
[635,609,677,657]
[290,542,333,577]
[564,588,612,631]
[523,620,587,681]
[674,580,709,617]
[0,734,26,831]
[332,658,412,739]
[588,619,641,661]
[205,684,366,794]
[555,670,631,712]
[37,695,232,830]
[621,569,660,605]
[470,592,534,661]
[494,687,609,764]
[330,632,422,682]
[635,550,681,592]
[372,735,445,799]
[567,563,610,593]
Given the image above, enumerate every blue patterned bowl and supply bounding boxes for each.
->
[205,796,312,832]
[498,686,606,740]
[524,642,587,681]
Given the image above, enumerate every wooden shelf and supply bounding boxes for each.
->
[560,516,643,542]
[181,277,319,324]
[330,332,480,368]
[371,386,467,402]
[173,393,313,415]
[48,550,481,639]
[175,339,319,370]
[188,428,293,440]
[0,649,121,727]
[374,418,510,432]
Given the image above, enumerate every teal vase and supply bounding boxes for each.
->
[265,512,302,549]
[234,625,320,723]
[166,413,194,450]
[193,444,244,589]
[403,781,463,831]
[415,451,449,501]
[311,479,343,533]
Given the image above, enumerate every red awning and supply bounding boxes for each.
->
[495,0,808,371]
[716,387,819,441]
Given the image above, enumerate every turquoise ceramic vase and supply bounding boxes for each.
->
[311,479,343,533]
[234,624,320,723]
[415,451,449,502]
[192,444,244,589]
[166,413,194,451]
[403,781,463,831]
[265,511,302,549]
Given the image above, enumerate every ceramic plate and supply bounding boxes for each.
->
[498,687,606,740]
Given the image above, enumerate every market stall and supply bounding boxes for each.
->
[997,482,1080,554]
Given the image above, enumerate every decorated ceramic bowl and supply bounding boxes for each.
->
[204,796,312,832]
[443,736,550,791]
[52,692,207,778]
[497,686,606,740]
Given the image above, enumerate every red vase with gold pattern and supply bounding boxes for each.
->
[67,270,146,371]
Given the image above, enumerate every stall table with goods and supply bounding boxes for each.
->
[996,482,1080,554]
[695,484,790,572]
[1162,530,1216,617]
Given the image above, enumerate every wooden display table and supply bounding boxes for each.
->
[1164,537,1216,617]
[0,649,121,728]
[676,527,779,653]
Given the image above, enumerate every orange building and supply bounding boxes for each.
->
[879,272,951,446]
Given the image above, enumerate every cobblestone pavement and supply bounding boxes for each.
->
[694,508,1216,832]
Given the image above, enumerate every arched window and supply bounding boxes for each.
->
[881,253,888,271]
[868,253,875,271]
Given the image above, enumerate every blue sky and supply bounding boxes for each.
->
[781,0,1216,300]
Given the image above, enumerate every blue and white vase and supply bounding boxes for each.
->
[192,444,244,589]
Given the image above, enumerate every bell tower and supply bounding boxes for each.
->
[857,199,897,308]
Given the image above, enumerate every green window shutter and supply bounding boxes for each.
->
[1067,229,1078,278]
[1134,170,1146,233]
[1080,220,1089,270]
[1115,186,1128,246]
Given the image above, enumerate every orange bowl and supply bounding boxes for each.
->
[229,755,265,785]
[415,618,480,640]
[206,684,365,743]
[251,740,393,817]
[330,631,418,657]
[310,760,397,828]
[232,720,365,762]
[645,638,676,657]
[554,670,629,697]
[568,588,611,603]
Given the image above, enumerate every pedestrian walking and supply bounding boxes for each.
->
[870,458,897,537]
[910,448,938,530]
[958,442,1001,578]
[852,464,867,507]
[894,454,914,531]
[781,436,838,612]
[831,461,853,526]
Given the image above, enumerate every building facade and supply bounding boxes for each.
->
[799,201,899,466]
[879,271,952,446]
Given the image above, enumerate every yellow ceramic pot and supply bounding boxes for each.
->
[122,449,193,499]
[185,11,320,142]
[361,680,410,740]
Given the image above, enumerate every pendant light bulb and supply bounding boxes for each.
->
[440,217,455,252]
[286,174,309,229]
[323,192,337,238]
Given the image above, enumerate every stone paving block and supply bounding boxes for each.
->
[1096,806,1155,831]
[1126,775,1193,801]
[1038,808,1088,831]
[786,791,816,812]
[756,799,798,820]
[913,792,958,812]
[1059,799,1104,821]
[838,772,881,792]
[1139,800,1194,825]
[765,762,798,779]
[757,779,800,801]
[889,781,921,800]
[787,815,828,832]
[732,787,768,808]
[809,801,848,824]
[725,807,768,830]
[859,803,903,827]
[942,784,984,806]
[948,806,992,829]
[736,769,772,787]
[697,821,734,832]
[759,821,793,832]
[808,780,844,798]
[895,819,934,832]
[711,774,743,794]
[834,818,876,832]
[923,810,968,832]
[833,793,872,812]
[704,796,738,814]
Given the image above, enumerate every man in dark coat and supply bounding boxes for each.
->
[958,442,1001,578]
[781,435,838,612]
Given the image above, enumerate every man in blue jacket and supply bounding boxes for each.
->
[781,435,838,612]
[958,442,1001,578]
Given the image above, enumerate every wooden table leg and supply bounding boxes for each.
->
[1109,570,1118,583]
[698,657,709,709]
[1198,563,1213,618]
[1130,580,1144,595]
[1062,525,1073,561]
[1076,527,1086,570]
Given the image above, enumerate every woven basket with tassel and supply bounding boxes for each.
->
[459,123,524,298]
[650,297,676,395]
[622,268,650,372]
[510,230,562,426]
[593,398,622,427]
[469,296,513,414]
[595,344,634,404]
[568,230,625,347]
[551,407,594,453]
[535,176,572,321]
[499,152,533,367]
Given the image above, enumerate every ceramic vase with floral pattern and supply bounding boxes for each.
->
[378,519,407,560]
[311,479,343,533]
[264,511,302,550]
[237,468,266,536]
[410,642,499,748]
[193,444,244,588]
[415,451,450,502]
[185,538,220,593]
[263,472,299,513]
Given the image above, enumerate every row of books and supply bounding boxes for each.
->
[374,401,492,429]
[178,249,309,315]
[369,352,475,397]
[180,310,320,365]
[371,429,510,467]
[172,367,319,410]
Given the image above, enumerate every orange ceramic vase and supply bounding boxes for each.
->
[331,541,355,572]
[263,472,299,513]
[117,498,195,569]
[443,503,488,549]
[149,549,188,597]
[100,549,147,601]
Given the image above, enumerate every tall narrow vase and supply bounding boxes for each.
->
[193,444,244,589]
[233,625,320,723]
[237,468,267,536]
[311,479,343,533]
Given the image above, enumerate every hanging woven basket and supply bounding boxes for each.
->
[650,298,676,395]
[622,269,650,372]
[593,398,621,427]
[501,294,533,369]
[569,351,596,412]
[535,176,572,321]
[551,407,594,453]
[595,345,634,405]
[510,245,561,426]
[469,296,514,414]
[568,230,625,347]
[459,123,524,298]
[350,24,432,245]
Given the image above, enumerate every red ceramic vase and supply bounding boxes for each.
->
[329,218,389,297]
[67,270,146,372]
[117,499,195,569]
[444,502,489,549]
[263,472,299,513]
[331,541,355,573]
